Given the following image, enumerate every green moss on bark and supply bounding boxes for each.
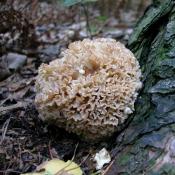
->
[107,0,175,174]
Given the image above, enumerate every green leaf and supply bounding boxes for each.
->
[63,0,81,6]
[63,0,97,6]
[96,15,108,22]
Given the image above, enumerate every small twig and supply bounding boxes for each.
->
[18,1,32,11]
[0,99,8,106]
[79,153,90,166]
[62,153,90,175]
[71,142,79,161]
[55,142,79,175]
[18,141,23,170]
[48,141,53,159]
[0,102,25,113]
[0,118,11,144]
[102,159,115,175]
[0,170,22,174]
[91,19,110,37]
[81,3,92,38]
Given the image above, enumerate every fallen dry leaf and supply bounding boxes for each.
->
[21,158,83,175]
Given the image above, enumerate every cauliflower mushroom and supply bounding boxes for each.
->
[35,38,142,141]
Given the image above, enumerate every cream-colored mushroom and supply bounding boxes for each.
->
[35,38,142,141]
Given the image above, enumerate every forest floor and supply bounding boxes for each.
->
[0,1,145,174]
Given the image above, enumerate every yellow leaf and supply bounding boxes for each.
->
[21,159,83,175]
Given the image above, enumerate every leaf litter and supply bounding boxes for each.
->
[0,0,150,174]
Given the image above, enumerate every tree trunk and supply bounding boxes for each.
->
[106,0,175,174]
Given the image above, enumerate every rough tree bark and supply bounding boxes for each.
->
[106,0,175,174]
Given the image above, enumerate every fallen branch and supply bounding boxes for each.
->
[0,102,25,114]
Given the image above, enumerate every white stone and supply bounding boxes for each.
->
[94,148,111,170]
